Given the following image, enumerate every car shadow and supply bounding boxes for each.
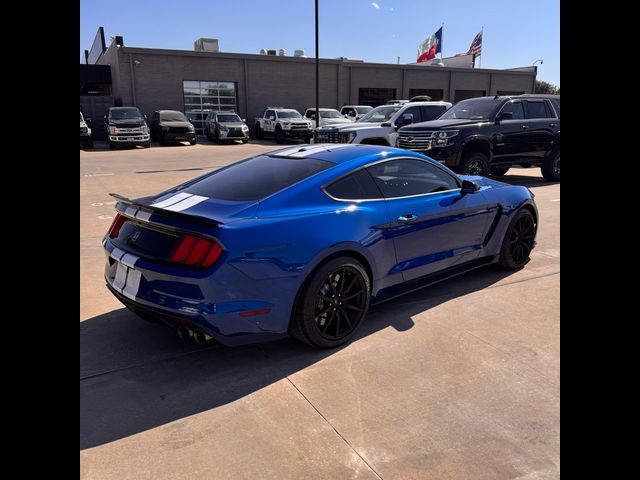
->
[80,265,518,450]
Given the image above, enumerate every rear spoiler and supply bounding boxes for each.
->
[109,193,222,227]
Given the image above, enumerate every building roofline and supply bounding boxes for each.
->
[110,45,536,76]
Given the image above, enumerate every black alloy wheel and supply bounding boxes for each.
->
[498,209,536,269]
[313,267,367,341]
[458,152,489,176]
[541,150,560,181]
[291,257,370,348]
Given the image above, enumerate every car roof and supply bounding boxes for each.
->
[342,105,372,108]
[517,94,560,99]
[305,108,338,111]
[110,106,140,111]
[156,110,185,114]
[266,143,430,165]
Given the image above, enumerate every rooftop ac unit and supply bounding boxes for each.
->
[194,38,219,52]
[267,49,277,56]
[259,48,267,55]
[278,48,286,56]
[294,49,307,58]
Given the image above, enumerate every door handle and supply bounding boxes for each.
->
[549,123,557,127]
[398,214,418,222]
[520,125,529,129]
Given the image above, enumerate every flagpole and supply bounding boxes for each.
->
[440,22,444,60]
[479,26,483,68]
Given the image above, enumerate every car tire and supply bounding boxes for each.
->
[190,137,197,145]
[498,208,536,270]
[242,139,248,144]
[541,150,560,181]
[85,138,94,149]
[520,162,533,168]
[275,127,285,144]
[255,124,264,140]
[291,256,371,348]
[159,133,166,146]
[457,152,489,176]
[215,130,222,144]
[304,134,312,144]
[109,142,116,150]
[490,166,510,176]
[143,141,151,148]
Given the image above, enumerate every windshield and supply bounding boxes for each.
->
[109,108,143,120]
[439,98,499,120]
[277,111,302,119]
[217,114,242,123]
[159,111,188,122]
[357,106,401,123]
[320,110,341,118]
[355,106,373,114]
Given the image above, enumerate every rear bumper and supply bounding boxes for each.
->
[103,238,294,346]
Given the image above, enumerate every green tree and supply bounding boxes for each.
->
[535,80,559,94]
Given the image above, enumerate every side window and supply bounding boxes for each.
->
[367,159,459,198]
[265,110,274,119]
[395,106,421,126]
[526,101,550,119]
[500,101,525,120]
[305,110,313,118]
[153,112,159,122]
[345,108,356,116]
[550,99,560,118]
[325,169,382,200]
[420,105,447,121]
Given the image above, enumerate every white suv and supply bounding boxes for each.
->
[339,105,374,121]
[303,108,354,128]
[314,101,452,146]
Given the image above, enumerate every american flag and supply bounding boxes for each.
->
[467,31,482,56]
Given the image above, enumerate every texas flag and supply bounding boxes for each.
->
[417,27,442,63]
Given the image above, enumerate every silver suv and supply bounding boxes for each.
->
[315,101,451,146]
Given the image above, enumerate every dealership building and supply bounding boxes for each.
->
[80,30,537,138]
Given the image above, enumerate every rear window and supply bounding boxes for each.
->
[325,169,382,200]
[183,155,333,201]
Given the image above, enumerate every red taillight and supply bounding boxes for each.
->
[168,234,222,268]
[108,214,127,238]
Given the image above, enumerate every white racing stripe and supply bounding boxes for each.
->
[164,195,208,212]
[150,192,193,208]
[122,268,142,300]
[271,144,352,158]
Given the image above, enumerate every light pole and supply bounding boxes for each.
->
[315,0,319,139]
[533,59,543,66]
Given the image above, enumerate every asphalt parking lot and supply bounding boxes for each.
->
[80,139,560,480]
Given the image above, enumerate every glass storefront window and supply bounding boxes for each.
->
[183,80,237,133]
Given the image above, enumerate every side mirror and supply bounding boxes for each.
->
[242,118,246,122]
[144,114,148,120]
[496,111,513,122]
[310,114,316,119]
[399,113,413,126]
[461,179,480,194]
[268,116,275,121]
[380,122,392,127]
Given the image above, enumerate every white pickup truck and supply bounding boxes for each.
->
[314,100,452,146]
[254,108,314,144]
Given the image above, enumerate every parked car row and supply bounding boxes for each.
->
[82,94,560,182]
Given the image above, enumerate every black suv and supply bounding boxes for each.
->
[151,110,197,146]
[397,94,560,181]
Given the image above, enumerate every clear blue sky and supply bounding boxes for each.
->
[80,0,559,86]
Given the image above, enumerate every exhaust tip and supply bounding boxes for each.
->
[177,325,193,342]
[193,328,213,345]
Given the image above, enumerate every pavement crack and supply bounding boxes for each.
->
[285,377,384,480]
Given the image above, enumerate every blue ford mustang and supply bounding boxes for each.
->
[104,144,537,348]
